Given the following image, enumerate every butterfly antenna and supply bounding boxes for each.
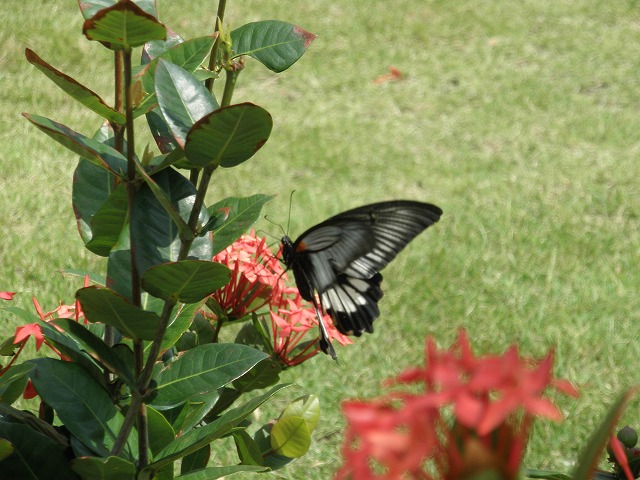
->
[312,303,337,361]
[256,228,280,243]
[262,216,287,238]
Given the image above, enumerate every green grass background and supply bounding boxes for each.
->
[2,0,640,478]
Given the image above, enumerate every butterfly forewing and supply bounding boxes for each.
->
[282,200,442,355]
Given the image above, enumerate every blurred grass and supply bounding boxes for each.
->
[2,0,640,478]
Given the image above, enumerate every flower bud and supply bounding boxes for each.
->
[617,425,638,449]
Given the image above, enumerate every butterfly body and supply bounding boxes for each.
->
[282,200,442,358]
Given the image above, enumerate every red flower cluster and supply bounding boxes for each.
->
[210,231,351,365]
[2,279,89,399]
[336,330,579,480]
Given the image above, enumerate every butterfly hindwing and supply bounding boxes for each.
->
[321,272,383,335]
[282,200,442,356]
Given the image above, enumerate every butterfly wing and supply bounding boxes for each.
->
[284,200,442,338]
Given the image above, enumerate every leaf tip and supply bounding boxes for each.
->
[293,26,316,48]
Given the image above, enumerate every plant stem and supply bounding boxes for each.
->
[205,0,227,91]
[136,402,148,468]
[122,47,148,467]
[189,168,200,186]
[116,0,236,462]
[221,68,239,107]
[123,50,141,308]
[112,50,124,153]
[138,299,177,389]
[111,392,142,456]
[106,50,125,352]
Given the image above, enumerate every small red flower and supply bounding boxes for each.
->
[270,286,352,366]
[210,232,286,320]
[209,231,353,366]
[22,380,38,400]
[14,323,44,351]
[0,292,16,301]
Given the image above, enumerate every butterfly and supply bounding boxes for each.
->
[281,200,442,359]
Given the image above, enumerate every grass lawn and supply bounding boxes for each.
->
[2,0,640,478]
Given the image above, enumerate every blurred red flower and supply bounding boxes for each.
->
[336,329,578,480]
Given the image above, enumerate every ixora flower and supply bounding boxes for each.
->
[270,285,352,366]
[209,231,351,365]
[210,232,286,320]
[336,329,579,480]
[12,294,85,359]
[3,277,90,376]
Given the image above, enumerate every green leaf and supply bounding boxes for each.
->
[0,363,32,404]
[150,343,268,409]
[270,416,311,458]
[160,391,220,436]
[131,168,213,275]
[139,34,218,134]
[51,318,135,387]
[28,358,136,459]
[73,157,117,247]
[141,35,215,92]
[147,147,187,173]
[25,48,125,124]
[170,303,205,351]
[279,394,320,433]
[86,183,129,256]
[207,194,274,254]
[0,403,68,446]
[175,465,268,479]
[36,319,106,386]
[232,430,264,466]
[71,456,136,480]
[231,21,316,73]
[0,422,77,480]
[82,0,166,51]
[23,113,127,176]
[79,0,158,19]
[0,438,12,462]
[146,406,176,457]
[106,224,134,298]
[572,387,638,480]
[72,122,120,248]
[146,109,179,154]
[253,424,294,471]
[132,157,192,241]
[141,29,184,63]
[232,358,281,393]
[148,301,205,357]
[76,286,161,341]
[149,384,290,470]
[180,445,210,475]
[203,386,241,420]
[184,103,272,168]
[2,306,40,324]
[142,260,231,303]
[154,60,218,148]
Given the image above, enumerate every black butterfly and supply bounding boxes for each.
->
[281,200,442,359]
